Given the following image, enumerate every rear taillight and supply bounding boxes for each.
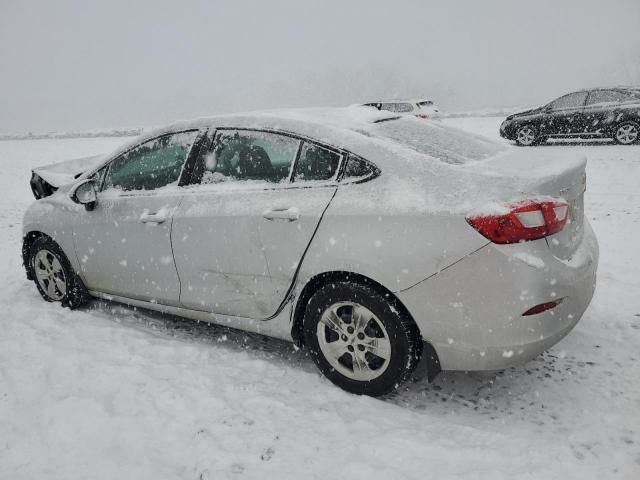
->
[415,113,429,119]
[522,298,564,316]
[466,199,569,244]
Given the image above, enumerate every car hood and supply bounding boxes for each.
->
[32,154,104,187]
[30,155,105,199]
[505,107,544,121]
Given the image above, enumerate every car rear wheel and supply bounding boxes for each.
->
[515,125,539,146]
[303,281,422,396]
[29,236,90,309]
[613,121,639,145]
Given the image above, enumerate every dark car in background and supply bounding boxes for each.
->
[500,87,640,146]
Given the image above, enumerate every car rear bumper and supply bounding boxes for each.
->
[397,221,599,371]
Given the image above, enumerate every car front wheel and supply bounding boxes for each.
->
[515,125,539,146]
[29,236,89,309]
[613,121,639,145]
[303,281,422,396]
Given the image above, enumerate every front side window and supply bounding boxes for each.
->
[293,143,341,181]
[202,130,300,184]
[549,92,588,110]
[103,131,198,192]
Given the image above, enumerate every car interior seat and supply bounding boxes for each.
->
[238,145,274,180]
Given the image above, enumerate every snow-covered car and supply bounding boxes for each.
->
[22,107,598,396]
[362,99,441,118]
[500,87,640,146]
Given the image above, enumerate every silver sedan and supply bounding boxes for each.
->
[22,108,598,396]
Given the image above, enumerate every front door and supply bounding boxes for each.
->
[73,130,200,305]
[172,129,342,319]
[542,91,588,136]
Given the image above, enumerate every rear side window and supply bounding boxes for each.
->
[103,130,198,192]
[202,130,300,184]
[343,154,379,181]
[293,143,341,181]
[380,103,414,113]
[587,90,640,105]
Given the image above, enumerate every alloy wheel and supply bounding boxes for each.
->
[33,249,66,301]
[516,126,536,146]
[316,301,391,382]
[616,123,638,145]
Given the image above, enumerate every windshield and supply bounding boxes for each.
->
[360,117,507,164]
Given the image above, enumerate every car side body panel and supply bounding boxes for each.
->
[23,191,85,277]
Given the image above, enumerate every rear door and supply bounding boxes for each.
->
[72,130,201,305]
[583,89,631,134]
[172,129,342,319]
[543,91,588,136]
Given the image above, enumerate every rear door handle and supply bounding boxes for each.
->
[263,207,300,222]
[140,211,168,224]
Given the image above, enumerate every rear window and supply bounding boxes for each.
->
[361,117,506,164]
[417,101,434,107]
[380,103,414,113]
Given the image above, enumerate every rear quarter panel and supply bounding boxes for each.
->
[297,178,489,292]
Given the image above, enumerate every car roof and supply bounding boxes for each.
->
[363,99,433,104]
[107,107,414,168]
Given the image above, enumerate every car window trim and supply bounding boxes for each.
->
[99,128,203,194]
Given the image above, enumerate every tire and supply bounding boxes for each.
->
[613,121,639,145]
[515,124,539,146]
[303,281,422,396]
[28,236,90,309]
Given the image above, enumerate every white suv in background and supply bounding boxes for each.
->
[362,99,441,118]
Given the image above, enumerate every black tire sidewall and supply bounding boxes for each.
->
[303,281,420,396]
[613,121,640,145]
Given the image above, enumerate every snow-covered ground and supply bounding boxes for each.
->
[1,120,639,479]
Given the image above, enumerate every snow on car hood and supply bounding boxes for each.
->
[32,154,105,188]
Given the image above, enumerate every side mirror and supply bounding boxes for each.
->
[70,179,97,211]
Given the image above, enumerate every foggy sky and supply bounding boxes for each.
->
[1,0,639,134]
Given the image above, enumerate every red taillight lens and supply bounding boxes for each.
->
[415,113,429,119]
[466,199,569,244]
[522,298,564,316]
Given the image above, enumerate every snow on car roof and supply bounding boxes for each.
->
[123,106,499,170]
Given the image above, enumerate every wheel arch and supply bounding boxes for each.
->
[290,270,441,381]
[22,230,51,280]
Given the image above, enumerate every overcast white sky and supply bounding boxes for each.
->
[1,0,639,134]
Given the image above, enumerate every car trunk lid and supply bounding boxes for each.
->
[468,149,587,260]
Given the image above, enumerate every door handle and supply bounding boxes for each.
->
[263,207,300,222]
[140,211,168,224]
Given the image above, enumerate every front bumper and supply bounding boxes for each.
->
[499,120,510,139]
[397,221,599,371]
